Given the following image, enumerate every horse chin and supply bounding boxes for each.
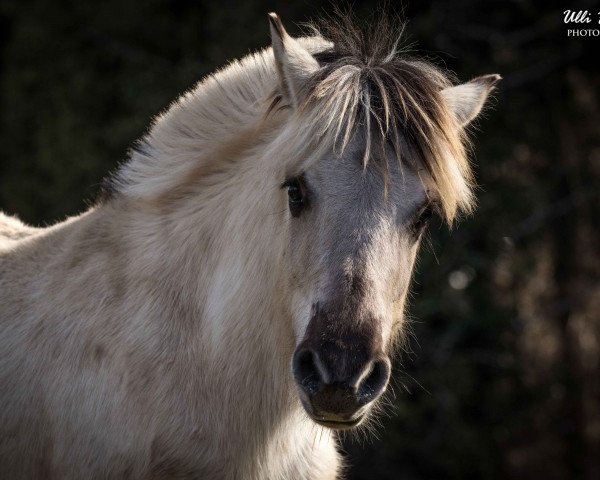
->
[311,415,365,430]
[298,397,367,430]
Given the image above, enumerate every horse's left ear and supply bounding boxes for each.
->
[268,12,319,109]
[441,74,501,127]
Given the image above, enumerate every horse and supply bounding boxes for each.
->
[0,12,499,479]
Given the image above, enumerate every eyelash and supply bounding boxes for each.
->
[411,203,435,236]
[282,176,308,217]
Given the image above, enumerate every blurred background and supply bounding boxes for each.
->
[0,1,598,478]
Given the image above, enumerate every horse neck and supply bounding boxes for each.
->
[106,143,297,413]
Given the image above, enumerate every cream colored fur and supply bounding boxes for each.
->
[0,36,342,480]
[0,15,497,479]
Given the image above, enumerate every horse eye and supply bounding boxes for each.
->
[282,177,307,218]
[411,204,434,236]
[288,183,303,203]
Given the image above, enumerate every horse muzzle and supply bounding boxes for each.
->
[292,345,391,429]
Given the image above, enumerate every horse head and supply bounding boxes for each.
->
[267,13,499,429]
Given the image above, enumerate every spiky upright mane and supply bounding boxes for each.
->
[294,15,475,222]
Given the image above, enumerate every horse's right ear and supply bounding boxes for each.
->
[268,12,319,109]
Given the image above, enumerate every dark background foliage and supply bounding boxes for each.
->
[1,1,598,478]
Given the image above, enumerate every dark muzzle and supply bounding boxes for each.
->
[292,332,391,428]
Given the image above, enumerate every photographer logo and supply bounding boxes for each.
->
[564,10,600,36]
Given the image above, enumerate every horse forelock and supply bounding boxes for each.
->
[103,14,474,224]
[281,15,475,223]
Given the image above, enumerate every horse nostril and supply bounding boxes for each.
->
[357,358,391,405]
[293,349,323,395]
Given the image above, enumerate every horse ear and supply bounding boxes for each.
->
[268,12,319,109]
[441,74,501,127]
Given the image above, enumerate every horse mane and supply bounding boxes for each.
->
[103,14,474,223]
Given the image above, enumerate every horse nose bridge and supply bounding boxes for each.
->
[334,209,395,265]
